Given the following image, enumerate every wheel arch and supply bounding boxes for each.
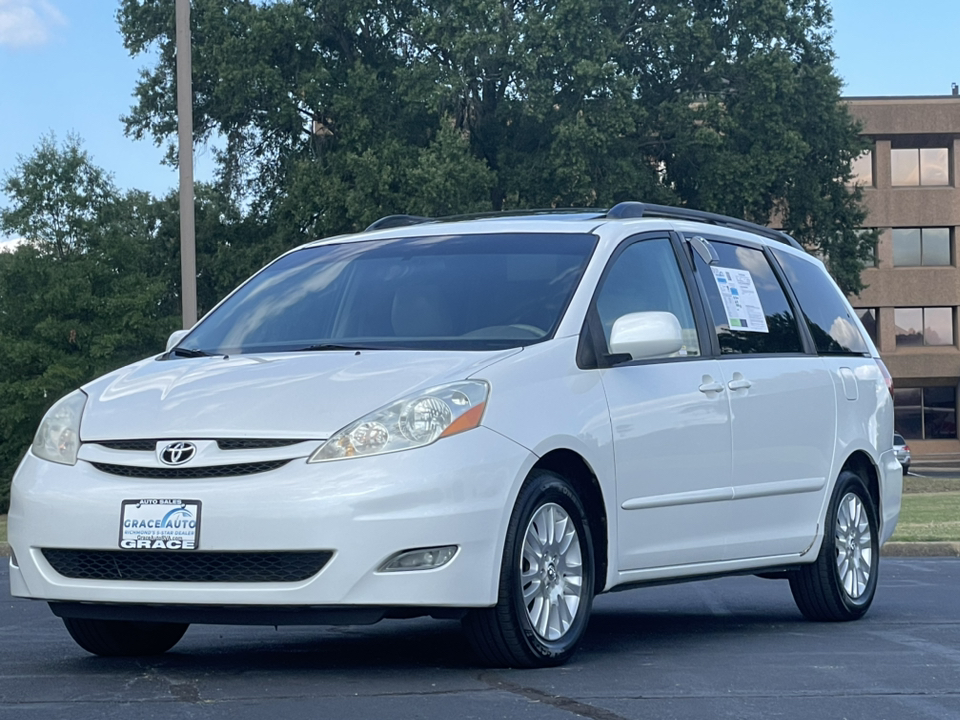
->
[532,449,609,596]
[839,450,881,517]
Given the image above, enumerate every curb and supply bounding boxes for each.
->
[881,541,960,557]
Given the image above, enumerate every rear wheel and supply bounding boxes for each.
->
[789,470,879,621]
[463,470,595,667]
[62,617,188,657]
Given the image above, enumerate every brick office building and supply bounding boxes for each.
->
[846,95,960,454]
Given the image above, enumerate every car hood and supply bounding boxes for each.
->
[79,349,521,441]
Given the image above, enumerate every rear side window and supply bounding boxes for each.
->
[772,248,869,355]
[693,240,804,355]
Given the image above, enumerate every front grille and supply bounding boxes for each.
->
[217,439,305,451]
[90,460,292,479]
[93,439,306,452]
[43,549,333,583]
[95,440,157,452]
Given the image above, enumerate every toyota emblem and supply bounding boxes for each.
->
[159,441,197,466]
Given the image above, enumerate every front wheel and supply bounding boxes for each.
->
[463,470,595,667]
[789,470,879,621]
[62,617,188,657]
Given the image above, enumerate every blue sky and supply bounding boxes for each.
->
[1,0,959,236]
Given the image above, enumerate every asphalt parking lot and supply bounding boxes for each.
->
[2,559,959,719]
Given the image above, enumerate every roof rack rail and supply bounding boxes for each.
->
[365,214,432,232]
[366,208,604,231]
[434,207,602,222]
[606,202,804,252]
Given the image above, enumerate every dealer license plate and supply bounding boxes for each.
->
[119,499,202,550]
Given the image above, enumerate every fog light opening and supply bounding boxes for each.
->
[380,545,458,572]
[8,549,18,568]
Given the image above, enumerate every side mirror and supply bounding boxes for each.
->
[609,312,683,360]
[166,329,190,352]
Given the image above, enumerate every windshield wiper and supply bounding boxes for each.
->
[168,347,216,358]
[293,343,383,352]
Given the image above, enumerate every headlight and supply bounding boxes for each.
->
[32,390,87,465]
[309,380,489,462]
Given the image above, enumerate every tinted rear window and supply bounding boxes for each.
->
[772,249,869,355]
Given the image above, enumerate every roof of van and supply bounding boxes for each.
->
[357,202,804,252]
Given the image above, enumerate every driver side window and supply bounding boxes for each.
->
[595,238,701,357]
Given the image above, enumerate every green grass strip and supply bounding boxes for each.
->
[891,492,960,542]
[904,476,960,494]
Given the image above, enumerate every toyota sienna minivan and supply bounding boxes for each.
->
[8,202,902,667]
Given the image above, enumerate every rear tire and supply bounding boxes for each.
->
[789,470,879,621]
[463,469,595,668]
[62,617,188,657]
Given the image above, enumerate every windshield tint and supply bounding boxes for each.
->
[177,232,597,355]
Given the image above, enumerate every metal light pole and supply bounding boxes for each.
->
[175,0,198,328]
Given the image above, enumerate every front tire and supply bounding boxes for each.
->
[789,470,879,621]
[463,470,595,667]
[62,617,188,657]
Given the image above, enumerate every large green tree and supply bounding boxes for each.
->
[0,137,172,510]
[0,133,114,259]
[0,136,270,511]
[119,0,873,292]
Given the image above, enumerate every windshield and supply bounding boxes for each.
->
[176,232,597,355]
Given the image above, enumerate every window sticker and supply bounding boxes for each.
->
[711,266,769,333]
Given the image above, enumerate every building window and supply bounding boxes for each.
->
[895,307,954,347]
[848,151,873,187]
[892,228,952,267]
[894,386,957,440]
[891,147,950,186]
[843,228,878,268]
[855,308,878,344]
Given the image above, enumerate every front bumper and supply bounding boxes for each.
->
[8,428,533,609]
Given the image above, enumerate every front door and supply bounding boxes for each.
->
[593,235,734,571]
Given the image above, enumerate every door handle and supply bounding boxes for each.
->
[727,372,753,391]
[699,376,724,394]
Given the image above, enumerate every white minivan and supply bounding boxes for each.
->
[8,202,902,667]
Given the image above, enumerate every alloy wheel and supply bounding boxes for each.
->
[834,491,873,599]
[520,502,584,640]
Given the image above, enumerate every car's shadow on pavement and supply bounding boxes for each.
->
[47,605,813,676]
[582,606,808,651]
[60,619,477,673]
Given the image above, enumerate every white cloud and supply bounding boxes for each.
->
[0,236,25,252]
[0,0,66,49]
